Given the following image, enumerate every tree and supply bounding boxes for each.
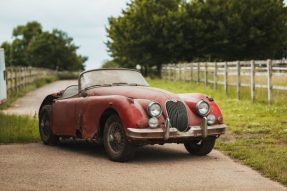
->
[106,0,182,76]
[0,21,87,70]
[101,59,120,68]
[184,0,287,60]
[107,0,287,73]
[27,30,86,70]
[9,21,43,66]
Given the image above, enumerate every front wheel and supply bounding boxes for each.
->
[103,114,136,162]
[184,137,216,156]
[39,105,58,145]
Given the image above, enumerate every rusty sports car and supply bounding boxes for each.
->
[39,69,226,161]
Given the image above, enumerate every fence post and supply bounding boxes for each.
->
[190,62,193,83]
[224,62,228,94]
[267,59,273,105]
[214,62,217,90]
[250,60,255,102]
[172,64,177,81]
[178,63,181,81]
[183,63,186,82]
[237,61,241,100]
[168,64,171,81]
[197,62,200,83]
[205,62,208,86]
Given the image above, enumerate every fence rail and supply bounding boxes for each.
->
[5,67,54,95]
[162,60,287,104]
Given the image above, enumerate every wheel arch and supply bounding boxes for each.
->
[98,108,119,139]
[38,95,58,117]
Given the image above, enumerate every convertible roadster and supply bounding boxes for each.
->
[39,69,226,161]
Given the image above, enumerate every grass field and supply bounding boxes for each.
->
[148,78,287,186]
[0,112,39,143]
[169,70,287,104]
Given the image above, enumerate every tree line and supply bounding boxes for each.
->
[105,0,287,75]
[1,21,87,71]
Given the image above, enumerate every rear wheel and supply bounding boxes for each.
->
[184,137,216,156]
[39,105,58,145]
[103,114,136,162]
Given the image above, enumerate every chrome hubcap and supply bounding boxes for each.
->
[108,122,124,153]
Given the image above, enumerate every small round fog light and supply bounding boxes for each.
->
[148,117,159,128]
[207,114,216,125]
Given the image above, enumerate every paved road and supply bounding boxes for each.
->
[3,80,77,115]
[1,81,286,191]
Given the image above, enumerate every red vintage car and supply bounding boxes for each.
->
[39,69,226,161]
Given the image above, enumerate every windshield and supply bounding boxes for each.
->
[79,69,148,90]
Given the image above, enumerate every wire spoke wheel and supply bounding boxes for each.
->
[39,105,58,145]
[103,114,136,162]
[108,122,125,153]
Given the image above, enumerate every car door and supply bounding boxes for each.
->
[52,85,80,136]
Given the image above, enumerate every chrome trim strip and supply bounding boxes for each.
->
[202,117,208,138]
[163,118,171,140]
[127,124,227,140]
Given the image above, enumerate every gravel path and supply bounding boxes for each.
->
[0,80,286,191]
[3,80,77,115]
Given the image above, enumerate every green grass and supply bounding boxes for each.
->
[0,112,39,143]
[0,76,58,110]
[0,76,57,143]
[148,78,287,186]
[167,69,287,105]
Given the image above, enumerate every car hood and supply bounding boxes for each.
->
[86,85,181,103]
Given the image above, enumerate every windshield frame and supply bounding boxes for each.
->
[78,68,148,91]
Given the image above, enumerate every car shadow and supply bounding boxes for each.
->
[55,140,213,163]
[56,140,107,159]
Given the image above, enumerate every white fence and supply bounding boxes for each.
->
[162,60,287,104]
[6,67,53,95]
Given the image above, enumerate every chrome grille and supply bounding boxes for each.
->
[166,101,188,132]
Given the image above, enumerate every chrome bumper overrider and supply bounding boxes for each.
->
[127,117,226,140]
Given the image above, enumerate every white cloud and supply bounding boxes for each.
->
[0,0,129,69]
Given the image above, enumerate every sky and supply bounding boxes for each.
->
[0,0,129,69]
[1,0,287,70]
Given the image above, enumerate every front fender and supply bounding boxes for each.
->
[80,95,164,139]
[178,93,224,124]
[38,92,63,117]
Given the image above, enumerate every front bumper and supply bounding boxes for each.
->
[127,117,226,140]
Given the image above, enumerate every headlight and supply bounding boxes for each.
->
[147,102,162,117]
[196,100,210,116]
[148,117,159,128]
[207,114,216,125]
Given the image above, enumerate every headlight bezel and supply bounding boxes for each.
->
[207,114,216,125]
[148,117,159,128]
[147,101,162,117]
[196,100,210,116]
